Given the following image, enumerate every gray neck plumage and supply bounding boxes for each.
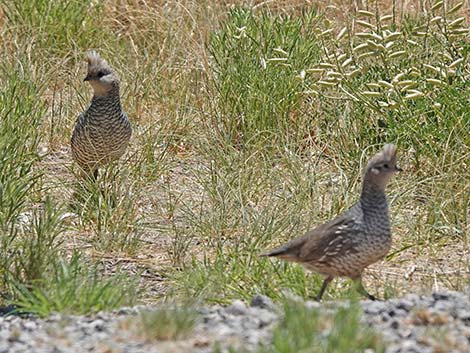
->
[360,182,388,213]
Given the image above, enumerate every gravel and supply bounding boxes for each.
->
[0,289,468,352]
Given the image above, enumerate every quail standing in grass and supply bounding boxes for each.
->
[261,144,402,300]
[71,51,132,180]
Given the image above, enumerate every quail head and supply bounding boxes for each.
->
[261,144,402,300]
[83,51,118,96]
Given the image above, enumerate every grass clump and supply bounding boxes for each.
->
[135,305,198,341]
[256,299,385,353]
[0,64,43,230]
[0,62,47,292]
[70,167,144,255]
[8,197,65,285]
[208,8,322,146]
[1,0,104,54]
[305,2,470,154]
[12,253,138,317]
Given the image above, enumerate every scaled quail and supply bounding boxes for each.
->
[71,51,132,179]
[261,144,402,300]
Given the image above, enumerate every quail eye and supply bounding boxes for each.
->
[97,71,105,78]
[383,163,389,169]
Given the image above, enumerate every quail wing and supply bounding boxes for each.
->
[298,213,362,263]
[261,210,362,263]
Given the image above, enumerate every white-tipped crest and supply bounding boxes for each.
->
[86,51,108,69]
[382,143,397,160]
[367,144,398,172]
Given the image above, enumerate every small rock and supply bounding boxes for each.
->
[225,300,247,316]
[394,308,409,317]
[390,319,400,329]
[458,310,470,323]
[396,299,414,312]
[381,312,390,322]
[463,286,470,298]
[400,339,430,353]
[115,307,134,316]
[404,293,421,304]
[398,328,413,339]
[432,292,450,301]
[46,313,63,323]
[250,295,274,310]
[21,321,37,331]
[305,300,321,310]
[256,311,277,328]
[363,301,386,315]
[90,319,106,332]
[95,313,110,320]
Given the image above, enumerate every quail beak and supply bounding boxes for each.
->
[395,165,403,172]
[83,75,91,82]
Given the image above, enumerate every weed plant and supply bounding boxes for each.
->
[259,299,385,353]
[135,304,198,341]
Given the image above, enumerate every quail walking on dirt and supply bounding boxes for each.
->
[261,144,402,300]
[71,51,132,179]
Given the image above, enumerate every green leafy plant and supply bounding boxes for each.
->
[208,8,322,145]
[1,0,104,53]
[12,252,138,316]
[135,304,198,341]
[257,299,385,353]
[0,62,46,293]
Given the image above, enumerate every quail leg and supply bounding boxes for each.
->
[314,276,333,301]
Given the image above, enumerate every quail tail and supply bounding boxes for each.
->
[259,246,288,257]
[259,242,301,260]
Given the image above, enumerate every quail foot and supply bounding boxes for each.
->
[71,51,132,180]
[261,144,402,300]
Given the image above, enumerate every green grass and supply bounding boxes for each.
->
[132,304,198,341]
[260,299,385,353]
[70,166,144,255]
[1,0,107,54]
[208,8,322,145]
[0,0,468,323]
[227,299,384,353]
[12,252,138,316]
